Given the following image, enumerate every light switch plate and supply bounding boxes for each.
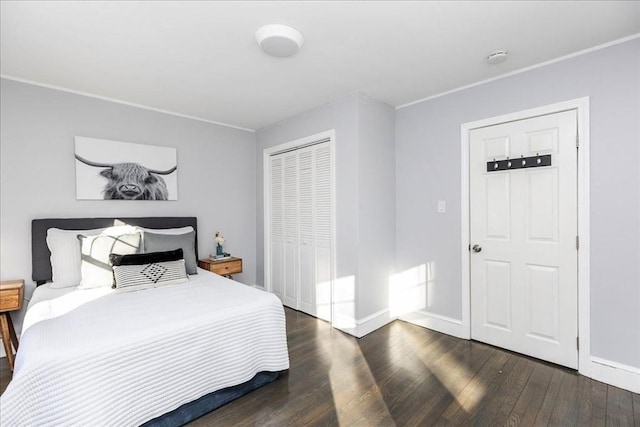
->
[437,200,446,213]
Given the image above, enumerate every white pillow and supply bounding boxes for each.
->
[47,228,105,288]
[136,226,194,235]
[101,225,139,236]
[78,231,142,289]
[112,259,188,293]
[46,225,188,288]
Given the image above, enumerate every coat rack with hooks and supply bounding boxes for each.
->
[486,154,551,172]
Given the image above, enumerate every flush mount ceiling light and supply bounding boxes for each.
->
[486,50,508,64]
[255,24,303,58]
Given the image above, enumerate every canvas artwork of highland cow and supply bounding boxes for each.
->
[75,136,178,201]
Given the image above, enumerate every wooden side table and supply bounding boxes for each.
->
[0,280,24,371]
[198,257,243,279]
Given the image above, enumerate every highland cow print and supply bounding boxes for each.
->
[75,137,178,201]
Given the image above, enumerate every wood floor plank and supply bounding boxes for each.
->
[0,358,10,393]
[547,369,580,426]
[487,358,537,425]
[506,361,556,426]
[532,367,564,425]
[384,338,470,425]
[2,308,639,426]
[463,353,523,425]
[440,349,511,424]
[576,374,607,426]
[606,385,635,426]
[409,340,496,425]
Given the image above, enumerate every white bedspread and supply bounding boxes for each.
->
[0,269,289,426]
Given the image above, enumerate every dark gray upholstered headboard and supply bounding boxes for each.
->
[32,217,198,285]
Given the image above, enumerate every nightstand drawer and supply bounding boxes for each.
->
[0,289,21,312]
[210,259,242,276]
[0,280,24,313]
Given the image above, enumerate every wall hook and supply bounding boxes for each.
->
[486,154,552,172]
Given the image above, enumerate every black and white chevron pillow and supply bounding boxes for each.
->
[110,249,188,292]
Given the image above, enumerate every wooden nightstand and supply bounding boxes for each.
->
[0,280,24,371]
[198,257,243,279]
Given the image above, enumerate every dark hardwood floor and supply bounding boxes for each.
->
[1,308,638,426]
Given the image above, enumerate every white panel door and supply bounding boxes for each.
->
[470,110,578,368]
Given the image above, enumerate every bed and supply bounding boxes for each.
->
[0,217,289,426]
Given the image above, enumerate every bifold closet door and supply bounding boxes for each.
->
[311,143,332,322]
[269,150,301,311]
[268,141,332,321]
[283,151,299,309]
[297,144,332,320]
[297,148,315,316]
[269,155,284,302]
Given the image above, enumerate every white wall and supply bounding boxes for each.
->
[356,96,396,321]
[395,39,640,369]
[0,79,257,340]
[256,93,396,336]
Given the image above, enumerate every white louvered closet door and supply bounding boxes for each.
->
[313,144,333,321]
[283,152,299,309]
[269,156,284,301]
[297,147,315,316]
[268,139,333,321]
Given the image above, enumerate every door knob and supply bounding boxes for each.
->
[472,244,482,253]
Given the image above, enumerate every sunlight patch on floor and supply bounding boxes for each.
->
[405,337,487,414]
[327,332,393,425]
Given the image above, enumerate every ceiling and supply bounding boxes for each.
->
[1,1,639,131]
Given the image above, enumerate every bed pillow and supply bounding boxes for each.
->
[46,227,105,288]
[78,231,142,289]
[143,231,197,274]
[110,248,184,266]
[136,226,194,235]
[110,249,188,292]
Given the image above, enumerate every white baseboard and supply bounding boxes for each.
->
[399,310,466,339]
[589,357,640,393]
[356,309,394,337]
[333,309,394,338]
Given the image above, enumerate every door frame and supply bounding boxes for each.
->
[263,129,337,322]
[460,97,590,375]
